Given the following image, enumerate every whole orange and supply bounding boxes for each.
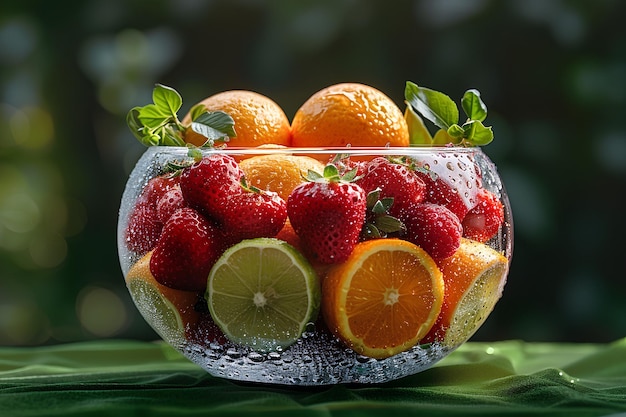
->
[182,90,291,147]
[291,83,410,148]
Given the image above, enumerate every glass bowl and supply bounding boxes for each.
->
[117,145,513,385]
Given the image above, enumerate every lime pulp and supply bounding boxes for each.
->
[206,238,321,352]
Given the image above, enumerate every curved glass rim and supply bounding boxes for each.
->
[144,145,483,156]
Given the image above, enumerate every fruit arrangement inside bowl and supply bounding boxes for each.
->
[118,82,513,385]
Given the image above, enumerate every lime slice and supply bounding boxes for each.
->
[206,238,320,352]
[126,252,200,344]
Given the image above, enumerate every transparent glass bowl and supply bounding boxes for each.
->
[118,146,513,385]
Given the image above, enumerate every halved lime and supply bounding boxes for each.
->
[206,238,320,352]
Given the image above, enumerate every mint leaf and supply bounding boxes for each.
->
[153,84,182,116]
[138,104,170,128]
[447,124,465,140]
[463,120,493,145]
[193,111,236,138]
[189,103,208,122]
[461,89,487,122]
[404,81,495,147]
[126,84,236,148]
[405,82,459,130]
[126,107,144,141]
[161,124,186,147]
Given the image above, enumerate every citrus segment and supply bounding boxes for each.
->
[322,239,444,359]
[206,238,320,352]
[239,153,325,200]
[424,238,509,347]
[291,83,410,148]
[126,252,201,343]
[182,90,291,147]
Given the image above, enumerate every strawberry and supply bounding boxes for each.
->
[461,188,504,243]
[156,184,186,223]
[413,153,482,221]
[287,165,367,264]
[125,174,180,254]
[179,154,244,221]
[356,156,426,218]
[220,179,287,241]
[150,207,225,292]
[180,154,286,241]
[400,202,462,260]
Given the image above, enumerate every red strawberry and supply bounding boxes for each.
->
[150,207,225,292]
[400,202,462,260]
[179,154,244,221]
[414,153,482,221]
[287,165,367,264]
[356,156,426,218]
[156,184,186,223]
[462,188,504,242]
[180,154,287,241]
[125,174,180,253]
[220,179,287,241]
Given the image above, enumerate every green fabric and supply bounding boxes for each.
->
[1,339,625,416]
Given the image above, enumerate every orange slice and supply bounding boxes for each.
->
[321,238,444,359]
[125,251,202,344]
[423,238,509,347]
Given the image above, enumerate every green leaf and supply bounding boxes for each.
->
[380,197,394,212]
[461,89,487,122]
[340,166,359,182]
[323,164,340,180]
[190,124,230,146]
[464,120,494,145]
[362,223,382,239]
[405,81,459,130]
[126,84,188,147]
[366,189,382,208]
[161,124,185,147]
[447,124,465,139]
[193,111,236,138]
[372,200,386,215]
[126,107,144,141]
[138,104,170,129]
[305,169,324,182]
[153,84,182,116]
[189,103,208,122]
[374,215,405,234]
[187,147,203,162]
[404,104,433,145]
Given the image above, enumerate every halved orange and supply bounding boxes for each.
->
[321,238,444,359]
[125,251,202,344]
[423,238,509,347]
[239,153,325,200]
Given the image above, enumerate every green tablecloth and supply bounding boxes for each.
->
[1,338,625,416]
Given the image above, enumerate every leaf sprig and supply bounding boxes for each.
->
[404,81,494,146]
[126,84,236,148]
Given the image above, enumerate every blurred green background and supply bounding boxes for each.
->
[1,0,625,347]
